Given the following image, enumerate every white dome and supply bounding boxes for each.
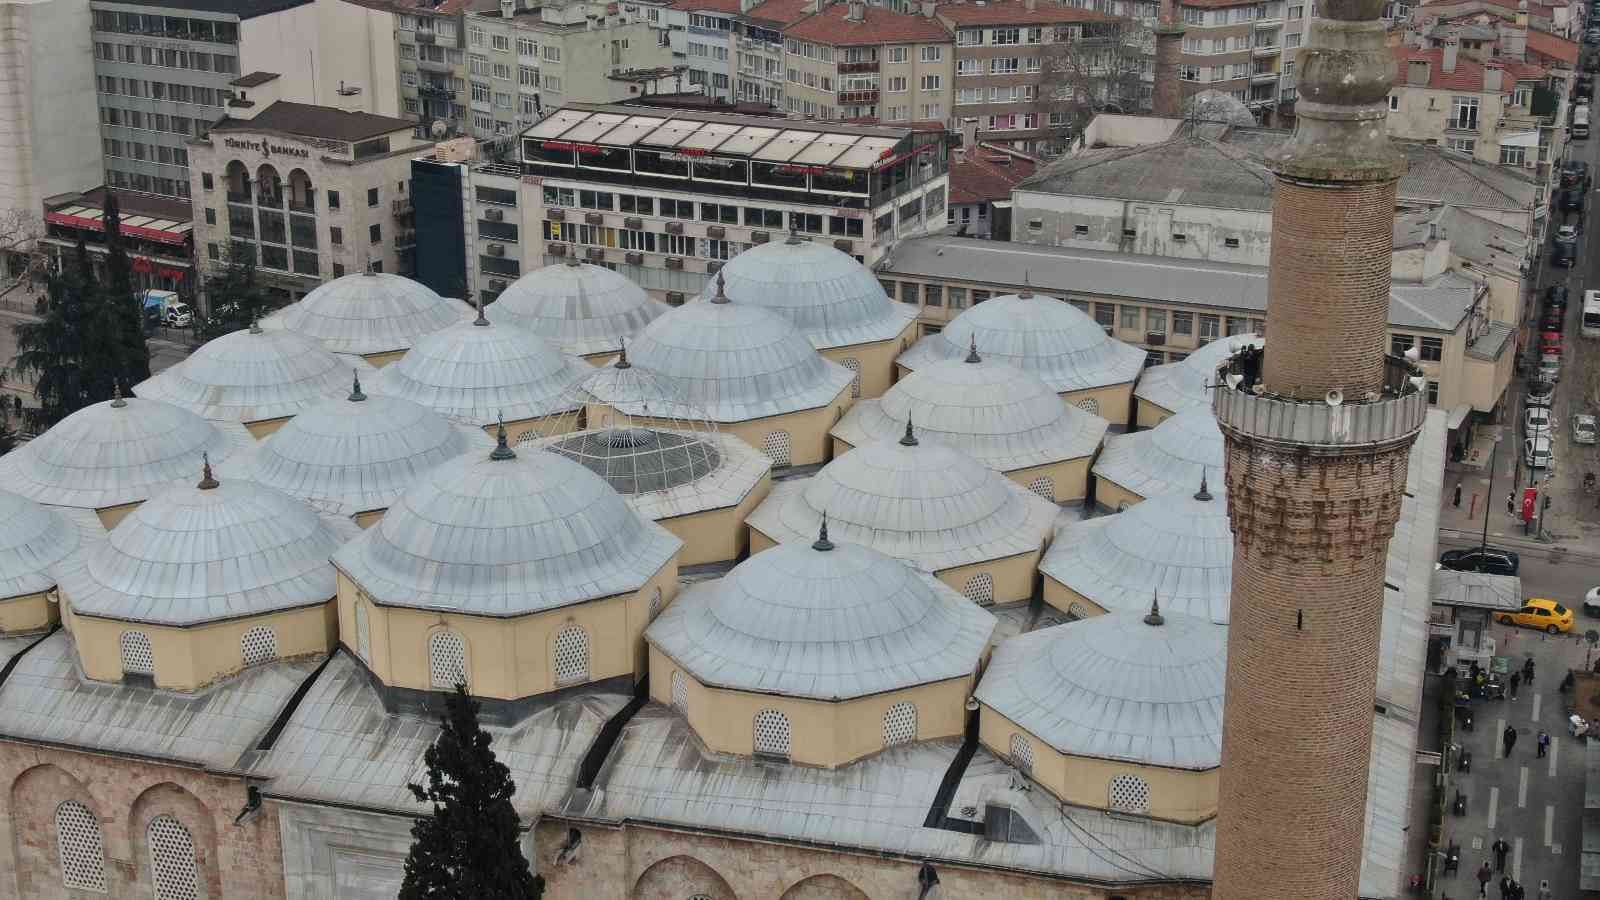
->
[897,292,1146,393]
[369,311,589,425]
[1135,335,1263,417]
[831,350,1107,471]
[58,475,347,626]
[648,535,995,699]
[1092,407,1225,504]
[975,609,1227,769]
[1041,486,1232,624]
[745,428,1057,573]
[0,396,249,510]
[133,325,376,425]
[596,294,852,423]
[0,489,82,601]
[263,272,466,356]
[225,378,493,517]
[332,438,681,616]
[695,239,916,349]
[492,260,669,357]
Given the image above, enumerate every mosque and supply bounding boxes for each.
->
[0,228,1445,899]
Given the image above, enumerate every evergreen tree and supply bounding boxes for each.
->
[14,239,94,422]
[201,243,272,338]
[401,685,544,900]
[100,192,151,384]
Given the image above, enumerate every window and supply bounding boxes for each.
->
[553,624,589,685]
[1420,336,1443,361]
[1109,774,1151,813]
[1199,315,1220,340]
[990,57,1019,75]
[201,172,214,191]
[518,37,537,56]
[1027,475,1055,500]
[354,600,371,662]
[956,59,979,77]
[241,626,277,666]
[662,234,696,256]
[920,74,941,90]
[1500,144,1526,166]
[1009,733,1033,773]
[753,708,791,757]
[1449,95,1479,131]
[887,45,908,63]
[1446,137,1476,154]
[993,26,1021,44]
[920,45,942,62]
[491,33,509,51]
[963,572,995,606]
[841,357,861,398]
[56,801,107,892]
[882,702,917,746]
[365,187,378,208]
[1094,303,1116,327]
[1390,333,1414,356]
[1427,380,1440,404]
[147,815,197,900]
[543,45,561,62]
[120,631,153,676]
[468,24,484,45]
[327,189,340,209]
[492,64,511,81]
[1388,94,1399,111]
[900,282,919,305]
[671,670,689,711]
[888,75,908,92]
[1173,311,1193,335]
[924,284,943,307]
[761,429,793,466]
[1121,306,1140,330]
[1147,310,1166,334]
[429,631,467,688]
[330,226,343,246]
[370,224,382,244]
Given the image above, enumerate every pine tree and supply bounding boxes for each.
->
[14,239,94,422]
[401,685,544,900]
[100,192,151,384]
[201,244,272,338]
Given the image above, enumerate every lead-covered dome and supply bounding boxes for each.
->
[975,608,1227,769]
[695,237,916,349]
[0,395,249,510]
[1092,407,1225,503]
[1041,483,1232,623]
[57,473,348,626]
[492,260,669,358]
[263,272,466,356]
[897,291,1146,393]
[0,489,83,601]
[132,324,377,425]
[1136,335,1263,417]
[648,535,995,699]
[332,438,681,616]
[831,346,1106,471]
[746,427,1056,572]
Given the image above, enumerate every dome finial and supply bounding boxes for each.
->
[900,415,918,447]
[490,413,517,461]
[564,256,581,267]
[1194,471,1213,502]
[1144,591,1165,626]
[786,227,803,246]
[349,368,367,402]
[110,382,126,408]
[473,293,489,327]
[813,511,834,551]
[710,271,731,304]
[965,333,981,364]
[249,312,263,334]
[1018,270,1034,300]
[614,336,631,369]
[197,452,219,490]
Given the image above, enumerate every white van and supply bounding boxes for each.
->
[1576,104,1591,138]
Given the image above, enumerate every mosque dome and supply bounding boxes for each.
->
[369,308,590,425]
[648,533,995,699]
[1185,89,1257,128]
[896,291,1146,393]
[226,373,493,517]
[1135,335,1263,417]
[831,345,1106,471]
[132,324,376,425]
[492,260,669,357]
[694,237,916,349]
[262,272,466,356]
[57,469,348,626]
[596,286,852,423]
[1092,407,1226,503]
[0,394,249,510]
[1041,482,1232,623]
[975,608,1227,769]
[0,489,83,601]
[745,426,1057,573]
[332,434,681,616]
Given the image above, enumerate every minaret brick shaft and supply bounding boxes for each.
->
[1210,0,1427,896]
[1152,0,1186,118]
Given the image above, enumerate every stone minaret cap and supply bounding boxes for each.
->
[786,228,804,245]
[564,257,581,267]
[614,337,631,369]
[710,271,731,304]
[110,383,127,409]
[1144,591,1165,626]
[1018,271,1034,299]
[1194,472,1213,501]
[473,294,489,327]
[249,314,263,335]
[197,452,219,490]
[349,369,367,402]
[813,511,834,551]
[489,414,517,461]
[900,416,919,447]
[965,334,982,364]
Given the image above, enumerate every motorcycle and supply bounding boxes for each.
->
[1443,841,1461,875]
[1453,788,1467,816]
[1457,746,1473,773]
[1456,701,1475,731]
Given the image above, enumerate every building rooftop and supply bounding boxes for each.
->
[936,0,1117,25]
[491,261,669,358]
[784,2,952,44]
[211,101,419,144]
[745,0,826,26]
[1016,133,1277,211]
[230,71,281,88]
[87,0,311,19]
[1135,334,1263,417]
[0,490,86,603]
[1391,46,1547,91]
[1092,407,1225,503]
[1526,27,1580,64]
[1395,140,1541,212]
[262,273,471,357]
[1430,569,1522,611]
[949,148,1039,206]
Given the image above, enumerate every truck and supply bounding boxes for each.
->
[141,289,192,328]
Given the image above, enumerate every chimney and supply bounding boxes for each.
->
[1500,20,1527,60]
[1442,37,1459,72]
[921,0,935,15]
[1482,61,1503,92]
[1406,58,1430,84]
[960,117,978,158]
[500,0,514,16]
[1516,0,1529,27]
[1151,0,1187,117]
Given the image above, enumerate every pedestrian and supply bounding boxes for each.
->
[1500,875,1512,899]
[1493,837,1511,872]
[1509,491,1517,515]
[1455,482,1464,507]
[1504,725,1519,757]
[1511,671,1522,698]
[1539,879,1553,900]
[1479,861,1494,897]
[1525,657,1536,686]
[1538,730,1551,758]
[1514,881,1527,900]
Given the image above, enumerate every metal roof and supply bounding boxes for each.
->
[648,538,995,700]
[1015,135,1276,211]
[830,354,1106,472]
[219,390,494,518]
[0,397,253,511]
[332,445,681,617]
[1041,488,1232,624]
[1092,408,1225,503]
[132,326,379,425]
[262,273,469,356]
[592,297,853,424]
[745,434,1057,573]
[1430,570,1521,612]
[1361,712,1419,899]
[1376,409,1447,721]
[368,315,589,426]
[526,104,912,162]
[897,292,1147,393]
[491,261,670,358]
[695,239,917,350]
[57,478,354,627]
[1134,335,1263,418]
[0,489,84,601]
[976,610,1227,769]
[1388,272,1480,332]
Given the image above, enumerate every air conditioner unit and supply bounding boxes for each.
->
[485,207,505,222]
[488,278,507,292]
[1103,325,1115,336]
[487,243,506,257]
[1147,331,1166,346]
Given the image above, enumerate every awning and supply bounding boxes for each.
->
[1446,404,1473,430]
[1500,131,1541,148]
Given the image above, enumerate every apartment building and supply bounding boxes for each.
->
[781,0,953,122]
[667,0,739,100]
[1176,0,1284,116]
[40,188,196,296]
[395,0,469,138]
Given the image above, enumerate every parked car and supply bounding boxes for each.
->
[1527,379,1557,407]
[1565,160,1592,188]
[1562,187,1585,211]
[1554,239,1578,267]
[1539,357,1562,382]
[1574,413,1597,444]
[1542,307,1565,330]
[1497,597,1574,634]
[1542,330,1565,355]
[1526,405,1556,436]
[1525,433,1555,468]
[1440,547,1521,575]
[1585,586,1600,616]
[1546,284,1570,309]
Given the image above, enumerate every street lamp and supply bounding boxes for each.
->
[1484,432,1502,552]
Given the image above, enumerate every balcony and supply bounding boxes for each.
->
[1252,68,1279,82]
[394,230,417,249]
[839,89,879,105]
[839,60,879,74]
[1252,43,1281,56]
[418,57,453,74]
[415,29,436,44]
[418,84,457,100]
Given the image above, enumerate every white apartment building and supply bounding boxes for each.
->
[395,0,469,139]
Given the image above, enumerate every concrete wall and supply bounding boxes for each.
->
[818,326,917,402]
[239,0,400,116]
[1011,189,1273,265]
[0,592,54,634]
[656,473,771,568]
[0,0,102,220]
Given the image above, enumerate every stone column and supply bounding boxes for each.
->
[1152,0,1186,118]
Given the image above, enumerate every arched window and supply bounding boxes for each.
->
[55,800,106,892]
[1076,397,1100,415]
[354,600,371,663]
[147,815,198,900]
[841,357,862,398]
[1027,475,1055,501]
[1009,733,1033,774]
[428,631,468,689]
[882,701,917,747]
[1066,602,1091,621]
[962,572,995,606]
[1109,773,1151,813]
[553,624,590,686]
[648,586,664,620]
[760,430,792,467]
[753,708,791,758]
[240,625,277,666]
[671,670,689,712]
[119,631,154,676]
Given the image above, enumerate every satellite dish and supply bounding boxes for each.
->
[1225,372,1244,390]
[429,119,448,139]
[1325,389,1344,407]
[1404,344,1422,363]
[964,696,979,712]
[1410,375,1428,393]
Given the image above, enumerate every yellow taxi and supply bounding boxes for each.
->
[1496,597,1575,634]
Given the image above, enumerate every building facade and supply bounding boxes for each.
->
[1176,0,1285,114]
[395,1,470,139]
[0,0,102,231]
[40,188,197,298]
[780,0,954,122]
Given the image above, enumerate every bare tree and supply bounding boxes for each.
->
[1033,17,1154,147]
[0,209,44,304]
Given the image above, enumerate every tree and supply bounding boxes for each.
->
[401,685,545,900]
[13,239,95,422]
[200,243,273,338]
[100,193,151,384]
[0,209,45,303]
[1032,17,1155,149]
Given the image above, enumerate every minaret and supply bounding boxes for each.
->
[1209,0,1428,895]
[1152,0,1186,118]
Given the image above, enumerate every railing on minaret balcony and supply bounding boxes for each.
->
[1212,350,1429,451]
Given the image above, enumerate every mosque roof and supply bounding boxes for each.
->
[261,272,468,356]
[830,349,1106,470]
[1092,407,1226,503]
[131,325,377,424]
[1134,335,1263,417]
[976,609,1228,769]
[0,489,87,601]
[896,291,1146,393]
[491,260,670,358]
[693,237,916,349]
[649,534,995,700]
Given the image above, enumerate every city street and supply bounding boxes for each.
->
[0,301,192,415]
